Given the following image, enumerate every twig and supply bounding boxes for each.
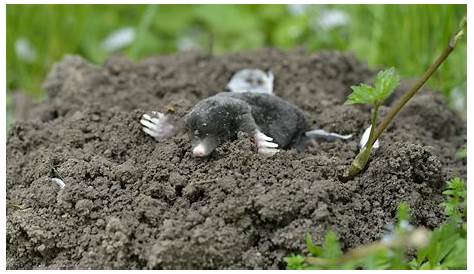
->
[347,16,466,178]
[369,17,466,150]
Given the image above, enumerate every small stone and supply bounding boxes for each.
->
[37,244,46,252]
[75,199,94,216]
[91,114,100,121]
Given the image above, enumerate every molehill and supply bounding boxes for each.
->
[6,49,466,269]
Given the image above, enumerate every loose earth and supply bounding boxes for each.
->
[6,49,466,269]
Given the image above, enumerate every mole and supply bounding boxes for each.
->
[140,69,352,157]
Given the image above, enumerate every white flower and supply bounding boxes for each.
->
[101,27,136,52]
[178,37,201,52]
[287,4,309,16]
[178,28,205,52]
[318,10,349,31]
[15,37,38,63]
[449,86,466,116]
[399,220,412,231]
[382,234,395,244]
[409,229,430,248]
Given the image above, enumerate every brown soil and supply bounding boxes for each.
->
[6,49,466,269]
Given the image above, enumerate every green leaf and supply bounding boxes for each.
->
[272,16,309,48]
[284,255,306,270]
[195,5,259,34]
[455,146,466,159]
[152,5,195,35]
[361,249,391,270]
[373,67,400,103]
[305,232,323,256]
[442,238,467,269]
[396,202,410,224]
[129,5,159,59]
[345,83,377,105]
[322,231,343,259]
[345,68,400,106]
[415,221,462,268]
[441,177,466,222]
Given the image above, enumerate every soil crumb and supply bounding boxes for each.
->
[6,49,466,269]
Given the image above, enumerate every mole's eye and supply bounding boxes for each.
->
[245,77,252,84]
[256,79,263,86]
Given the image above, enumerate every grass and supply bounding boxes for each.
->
[6,4,466,111]
[340,5,467,102]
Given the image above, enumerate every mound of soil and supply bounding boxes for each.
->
[6,49,466,269]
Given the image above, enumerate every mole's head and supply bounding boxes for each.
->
[226,69,274,95]
[184,99,237,157]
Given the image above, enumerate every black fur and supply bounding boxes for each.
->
[183,92,310,151]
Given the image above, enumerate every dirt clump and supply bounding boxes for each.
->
[6,49,466,269]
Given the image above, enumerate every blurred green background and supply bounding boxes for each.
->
[6,4,467,120]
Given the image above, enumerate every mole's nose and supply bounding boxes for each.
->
[192,144,208,157]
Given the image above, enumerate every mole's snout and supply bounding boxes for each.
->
[192,143,209,157]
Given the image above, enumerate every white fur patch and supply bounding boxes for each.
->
[227,69,274,95]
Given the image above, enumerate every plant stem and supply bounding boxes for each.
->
[368,104,379,145]
[370,17,465,149]
[304,228,429,266]
[348,104,379,177]
[346,17,466,179]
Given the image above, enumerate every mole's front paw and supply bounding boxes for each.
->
[140,111,175,141]
[254,131,279,157]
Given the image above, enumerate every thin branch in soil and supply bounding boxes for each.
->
[346,16,466,179]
